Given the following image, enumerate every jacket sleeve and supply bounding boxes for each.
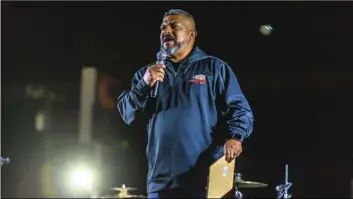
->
[117,69,152,126]
[217,63,254,143]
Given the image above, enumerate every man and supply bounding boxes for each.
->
[117,9,254,198]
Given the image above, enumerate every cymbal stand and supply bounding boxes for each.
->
[234,173,243,199]
[276,164,292,199]
[1,157,10,166]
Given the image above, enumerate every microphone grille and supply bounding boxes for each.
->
[157,50,168,60]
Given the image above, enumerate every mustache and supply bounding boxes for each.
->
[163,34,176,42]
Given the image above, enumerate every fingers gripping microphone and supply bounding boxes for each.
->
[151,50,168,98]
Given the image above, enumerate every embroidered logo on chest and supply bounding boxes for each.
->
[189,74,207,84]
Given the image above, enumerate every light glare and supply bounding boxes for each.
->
[69,167,94,192]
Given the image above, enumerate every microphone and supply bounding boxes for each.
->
[151,50,168,98]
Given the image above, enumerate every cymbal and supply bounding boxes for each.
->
[101,195,146,198]
[122,195,147,198]
[111,187,137,191]
[235,179,268,188]
[111,184,137,191]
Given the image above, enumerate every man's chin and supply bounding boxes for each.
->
[162,45,179,56]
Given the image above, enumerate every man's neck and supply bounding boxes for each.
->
[169,46,194,63]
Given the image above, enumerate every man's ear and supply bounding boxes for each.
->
[191,30,197,38]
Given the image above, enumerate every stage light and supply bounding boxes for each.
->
[260,24,273,36]
[67,165,95,193]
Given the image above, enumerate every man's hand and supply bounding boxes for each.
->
[143,64,166,87]
[224,139,242,162]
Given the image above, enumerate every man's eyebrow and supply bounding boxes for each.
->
[161,21,181,28]
[162,21,179,25]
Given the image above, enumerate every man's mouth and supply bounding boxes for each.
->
[163,35,176,46]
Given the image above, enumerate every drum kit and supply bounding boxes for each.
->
[97,165,292,199]
[233,165,292,199]
[1,156,291,199]
[99,184,147,198]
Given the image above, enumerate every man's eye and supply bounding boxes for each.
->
[171,24,180,29]
[160,24,181,30]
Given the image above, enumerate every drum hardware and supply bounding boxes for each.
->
[1,157,10,166]
[111,184,137,192]
[110,184,146,198]
[233,173,268,199]
[275,164,292,199]
[234,173,243,199]
[234,173,268,188]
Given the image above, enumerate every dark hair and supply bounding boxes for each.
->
[164,9,194,21]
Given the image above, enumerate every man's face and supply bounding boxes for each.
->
[160,15,195,55]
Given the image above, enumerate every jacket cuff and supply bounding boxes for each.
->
[133,79,151,97]
[229,133,244,143]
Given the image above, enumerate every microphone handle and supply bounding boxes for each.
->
[151,59,164,98]
[151,82,160,98]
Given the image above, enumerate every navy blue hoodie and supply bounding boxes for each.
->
[117,47,254,193]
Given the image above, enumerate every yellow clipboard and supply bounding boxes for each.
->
[206,155,235,198]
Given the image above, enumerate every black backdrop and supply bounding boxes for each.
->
[2,1,353,198]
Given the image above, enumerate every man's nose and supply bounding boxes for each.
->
[164,26,173,34]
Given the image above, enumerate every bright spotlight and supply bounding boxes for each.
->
[260,24,273,36]
[68,166,94,192]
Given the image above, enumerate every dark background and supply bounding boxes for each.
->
[2,1,353,198]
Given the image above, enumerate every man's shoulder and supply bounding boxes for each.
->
[208,55,227,62]
[197,55,229,68]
